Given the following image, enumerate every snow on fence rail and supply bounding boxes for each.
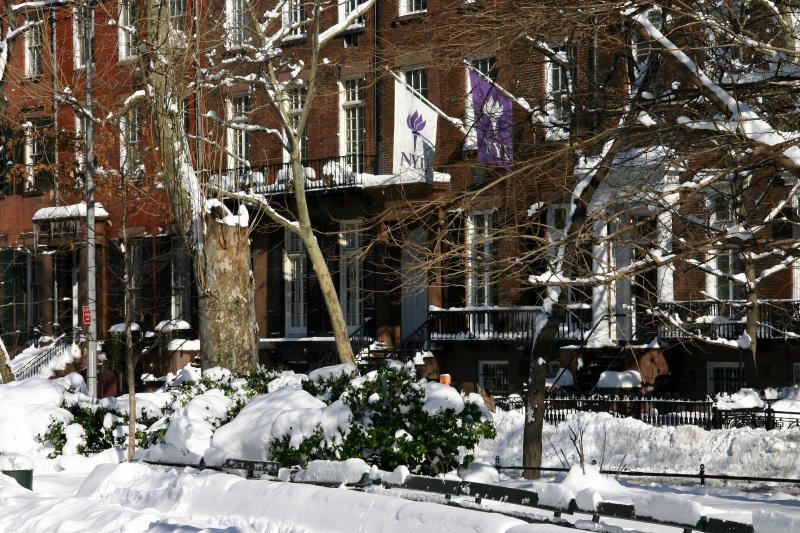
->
[495,394,800,431]
[12,336,75,381]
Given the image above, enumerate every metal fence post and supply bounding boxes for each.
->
[699,464,705,486]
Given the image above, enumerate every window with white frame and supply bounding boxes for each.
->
[75,111,88,171]
[341,0,366,27]
[171,237,191,322]
[25,14,43,78]
[341,77,366,172]
[340,221,363,332]
[404,67,428,99]
[479,360,509,396]
[120,105,143,178]
[284,86,308,163]
[24,119,53,190]
[707,362,742,394]
[546,204,592,304]
[710,197,746,301]
[118,0,138,60]
[399,0,426,16]
[285,229,307,335]
[465,56,496,146]
[546,45,575,123]
[226,0,249,47]
[283,0,305,39]
[467,211,494,308]
[73,6,95,69]
[227,95,251,178]
[169,0,187,30]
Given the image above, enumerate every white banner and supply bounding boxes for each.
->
[392,78,437,180]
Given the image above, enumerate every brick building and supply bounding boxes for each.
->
[1,0,800,397]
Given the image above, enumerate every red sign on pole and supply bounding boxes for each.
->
[82,306,92,325]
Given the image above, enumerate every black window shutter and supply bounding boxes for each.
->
[443,212,466,309]
[155,235,171,324]
[267,231,285,337]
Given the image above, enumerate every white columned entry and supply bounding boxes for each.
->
[590,219,612,345]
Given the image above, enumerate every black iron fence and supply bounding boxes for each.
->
[428,305,592,343]
[219,154,376,195]
[495,393,800,431]
[655,299,800,340]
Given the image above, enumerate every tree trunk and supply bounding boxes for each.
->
[744,256,760,389]
[126,321,136,461]
[523,289,568,479]
[0,337,13,383]
[142,0,259,371]
[199,210,259,370]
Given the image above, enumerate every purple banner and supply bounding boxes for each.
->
[469,70,513,168]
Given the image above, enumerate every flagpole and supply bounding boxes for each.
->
[387,69,468,135]
[464,61,534,115]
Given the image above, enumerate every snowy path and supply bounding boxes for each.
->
[0,463,573,533]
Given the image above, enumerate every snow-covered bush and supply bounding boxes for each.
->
[274,361,495,473]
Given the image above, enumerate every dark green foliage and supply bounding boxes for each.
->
[36,418,67,459]
[274,362,496,473]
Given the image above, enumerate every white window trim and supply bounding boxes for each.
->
[464,55,495,150]
[75,111,86,171]
[339,220,363,333]
[118,0,137,61]
[339,75,366,162]
[706,195,746,302]
[226,94,251,173]
[545,44,574,130]
[283,86,308,164]
[399,0,426,16]
[73,7,94,70]
[24,123,37,189]
[225,0,248,48]
[402,66,428,99]
[478,360,509,396]
[338,0,366,28]
[466,209,494,310]
[284,229,307,337]
[120,106,142,177]
[707,361,741,395]
[282,0,306,40]
[25,15,43,78]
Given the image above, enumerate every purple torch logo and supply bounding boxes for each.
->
[406,111,426,151]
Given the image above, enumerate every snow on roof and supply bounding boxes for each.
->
[596,370,642,389]
[168,338,200,352]
[155,319,191,332]
[32,203,109,222]
[546,369,574,389]
[108,322,141,333]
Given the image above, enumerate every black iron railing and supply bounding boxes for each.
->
[393,318,433,362]
[13,334,75,381]
[428,305,592,343]
[654,299,800,340]
[219,154,376,194]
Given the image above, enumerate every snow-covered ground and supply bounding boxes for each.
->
[2,370,800,532]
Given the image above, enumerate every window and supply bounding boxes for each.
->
[283,0,305,39]
[341,0,366,27]
[24,119,54,190]
[479,361,509,396]
[707,362,742,394]
[341,77,366,172]
[404,68,428,99]
[710,198,746,300]
[340,221,362,332]
[28,255,43,328]
[25,15,43,78]
[226,0,249,47]
[169,0,187,30]
[75,111,88,172]
[546,204,592,305]
[285,230,307,336]
[171,237,191,322]
[546,45,574,123]
[467,211,495,309]
[285,87,308,163]
[465,56,496,146]
[119,0,138,60]
[227,95,251,179]
[121,106,143,178]
[399,0,426,16]
[73,6,95,69]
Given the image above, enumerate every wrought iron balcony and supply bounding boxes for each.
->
[218,154,376,195]
[652,299,800,340]
[428,305,592,343]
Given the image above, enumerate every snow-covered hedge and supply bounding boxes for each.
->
[269,360,495,473]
